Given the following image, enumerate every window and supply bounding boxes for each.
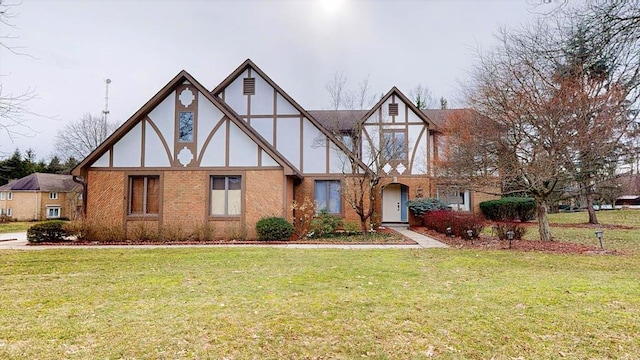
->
[243,77,255,95]
[7,208,12,217]
[315,180,341,214]
[178,112,194,142]
[0,192,5,200]
[128,176,160,215]
[47,206,61,219]
[211,176,242,216]
[7,192,12,200]
[388,103,399,117]
[382,131,407,161]
[442,192,465,205]
[49,192,59,200]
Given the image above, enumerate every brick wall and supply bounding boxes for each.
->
[87,171,125,227]
[162,171,207,233]
[245,170,285,239]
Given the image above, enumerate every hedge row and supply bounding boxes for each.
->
[479,197,536,222]
[423,210,485,239]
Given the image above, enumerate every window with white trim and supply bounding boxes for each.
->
[314,180,341,214]
[49,192,59,200]
[47,206,61,219]
[0,192,5,200]
[210,176,242,216]
[7,192,12,200]
[128,176,160,215]
[6,208,12,217]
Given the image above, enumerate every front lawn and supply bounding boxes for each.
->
[0,221,39,234]
[1,248,639,359]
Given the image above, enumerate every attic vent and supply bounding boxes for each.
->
[388,103,399,117]
[243,77,255,95]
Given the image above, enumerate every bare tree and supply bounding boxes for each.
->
[409,85,436,110]
[55,113,118,161]
[324,74,403,234]
[0,1,37,150]
[446,7,638,240]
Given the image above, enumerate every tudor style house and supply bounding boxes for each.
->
[72,59,492,239]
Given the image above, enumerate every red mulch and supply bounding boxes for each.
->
[410,226,620,255]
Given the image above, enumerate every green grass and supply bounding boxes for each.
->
[0,221,39,233]
[523,210,640,252]
[1,248,639,359]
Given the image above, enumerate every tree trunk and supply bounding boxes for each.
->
[360,218,369,235]
[535,198,553,241]
[585,191,598,224]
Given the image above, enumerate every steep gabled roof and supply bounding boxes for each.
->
[211,59,361,168]
[72,70,301,178]
[361,87,437,129]
[0,173,79,192]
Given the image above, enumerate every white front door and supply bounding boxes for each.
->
[383,184,402,222]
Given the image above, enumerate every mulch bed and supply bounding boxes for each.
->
[410,226,620,255]
[28,227,417,246]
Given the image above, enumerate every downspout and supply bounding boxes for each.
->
[73,176,87,218]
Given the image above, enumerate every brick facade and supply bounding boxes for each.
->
[0,191,81,221]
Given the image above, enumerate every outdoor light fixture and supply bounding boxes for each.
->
[467,229,474,244]
[446,226,452,237]
[506,230,515,249]
[595,230,604,249]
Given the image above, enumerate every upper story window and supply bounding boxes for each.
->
[178,112,194,142]
[211,176,242,216]
[0,192,4,200]
[382,130,407,161]
[49,192,59,200]
[128,176,160,216]
[7,192,12,201]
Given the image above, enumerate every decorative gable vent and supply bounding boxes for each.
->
[388,103,399,117]
[243,77,255,95]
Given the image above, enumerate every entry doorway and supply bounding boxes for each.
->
[382,184,408,223]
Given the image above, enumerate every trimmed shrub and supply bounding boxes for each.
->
[406,197,450,217]
[479,197,536,222]
[27,220,69,243]
[493,223,527,240]
[309,210,343,238]
[256,217,294,241]
[423,210,485,239]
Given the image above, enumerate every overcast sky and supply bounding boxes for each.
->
[0,0,568,160]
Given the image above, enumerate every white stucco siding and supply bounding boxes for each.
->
[261,151,279,167]
[302,118,327,173]
[113,122,142,167]
[222,70,248,116]
[251,118,274,144]
[407,109,422,123]
[144,124,171,167]
[250,74,274,115]
[147,93,175,158]
[199,120,226,167]
[409,125,427,175]
[197,93,224,157]
[276,93,299,115]
[393,99,407,123]
[228,122,259,167]
[276,118,300,169]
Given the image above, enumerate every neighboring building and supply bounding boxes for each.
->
[0,173,82,221]
[72,59,493,239]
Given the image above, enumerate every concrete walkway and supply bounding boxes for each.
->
[0,227,448,250]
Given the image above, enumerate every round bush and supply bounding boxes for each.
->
[27,220,69,243]
[255,217,295,241]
